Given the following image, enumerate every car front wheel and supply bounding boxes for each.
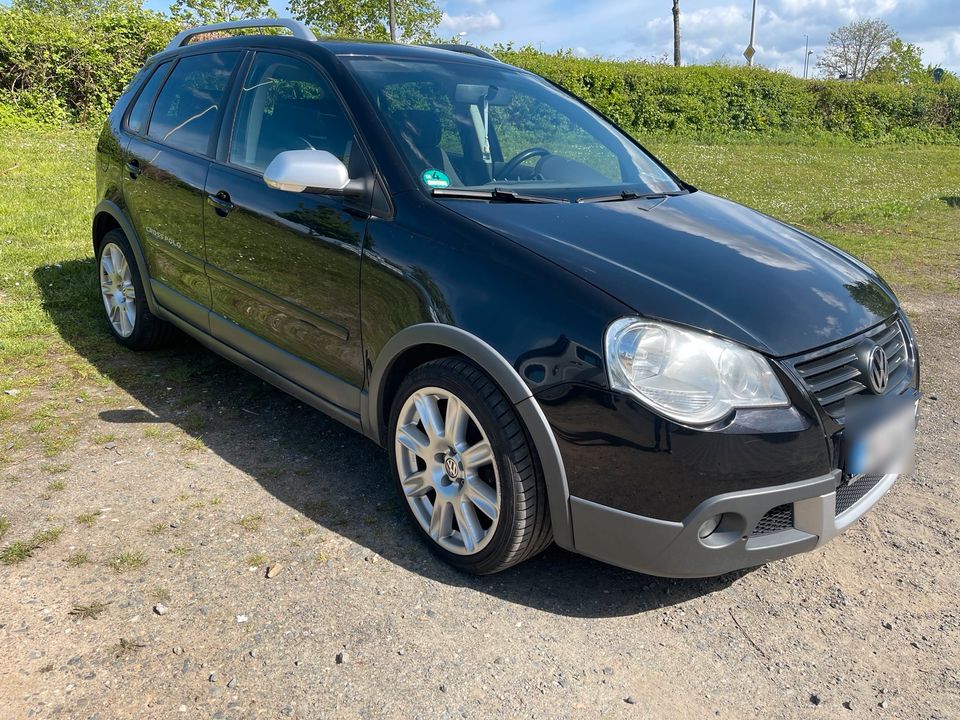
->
[388,357,552,574]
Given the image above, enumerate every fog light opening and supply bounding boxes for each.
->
[698,514,723,539]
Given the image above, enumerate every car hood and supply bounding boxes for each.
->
[442,191,897,357]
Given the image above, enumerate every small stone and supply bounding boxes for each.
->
[153,603,168,616]
[928,394,938,401]
[208,672,218,683]
[281,708,294,717]
[439,684,446,693]
[172,646,183,655]
[178,705,187,713]
[150,497,160,504]
[843,701,853,711]
[170,520,180,529]
[810,694,822,706]
[266,564,282,579]
[104,441,117,450]
[880,700,888,709]
[602,667,614,676]
[236,615,248,623]
[335,651,348,664]
[4,389,20,396]
[882,621,893,630]
[249,649,258,658]
[625,697,637,705]
[227,677,237,689]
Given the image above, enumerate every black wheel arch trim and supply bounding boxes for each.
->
[364,323,573,549]
[92,200,159,315]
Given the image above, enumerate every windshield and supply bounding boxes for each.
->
[344,56,683,199]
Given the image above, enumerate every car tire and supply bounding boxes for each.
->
[388,357,553,574]
[96,228,173,350]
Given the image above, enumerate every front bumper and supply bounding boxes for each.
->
[569,470,897,578]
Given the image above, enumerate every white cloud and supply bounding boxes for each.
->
[440,9,503,34]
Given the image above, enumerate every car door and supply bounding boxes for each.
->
[122,51,241,328]
[203,51,370,413]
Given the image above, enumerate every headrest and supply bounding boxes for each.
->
[393,109,442,150]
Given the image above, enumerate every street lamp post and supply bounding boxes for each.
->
[803,35,813,79]
[389,0,396,42]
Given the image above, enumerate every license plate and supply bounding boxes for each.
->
[842,392,918,478]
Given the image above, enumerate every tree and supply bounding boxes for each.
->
[671,0,681,67]
[865,39,924,84]
[816,18,897,80]
[12,0,142,18]
[169,0,275,25]
[288,0,442,44]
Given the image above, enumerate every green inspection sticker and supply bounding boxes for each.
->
[422,169,451,189]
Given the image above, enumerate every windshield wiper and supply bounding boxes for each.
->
[432,188,568,204]
[576,190,687,204]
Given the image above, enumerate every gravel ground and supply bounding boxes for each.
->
[1,289,958,720]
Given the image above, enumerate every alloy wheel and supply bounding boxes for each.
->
[99,242,137,338]
[394,386,501,555]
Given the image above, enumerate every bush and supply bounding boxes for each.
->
[496,48,960,143]
[0,6,179,125]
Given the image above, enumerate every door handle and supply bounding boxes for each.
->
[125,159,141,179]
[207,191,235,216]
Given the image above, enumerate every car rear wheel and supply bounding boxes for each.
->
[389,357,552,574]
[97,229,172,349]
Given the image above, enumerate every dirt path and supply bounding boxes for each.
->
[1,289,958,720]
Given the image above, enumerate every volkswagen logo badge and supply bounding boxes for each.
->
[866,344,889,394]
[444,456,461,480]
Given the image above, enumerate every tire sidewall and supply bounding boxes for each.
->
[388,362,523,574]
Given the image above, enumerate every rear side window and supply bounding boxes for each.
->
[126,62,170,135]
[148,52,240,156]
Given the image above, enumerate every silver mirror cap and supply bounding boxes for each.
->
[263,150,351,193]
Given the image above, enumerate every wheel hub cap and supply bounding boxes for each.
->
[395,387,501,556]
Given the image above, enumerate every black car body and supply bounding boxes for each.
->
[93,20,919,577]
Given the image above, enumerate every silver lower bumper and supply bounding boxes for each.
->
[795,473,897,548]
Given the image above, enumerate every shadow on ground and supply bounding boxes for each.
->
[941,196,960,209]
[36,259,744,619]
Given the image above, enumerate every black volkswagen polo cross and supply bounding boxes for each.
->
[93,19,920,577]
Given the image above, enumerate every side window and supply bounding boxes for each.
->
[230,53,357,174]
[148,52,240,156]
[126,62,170,135]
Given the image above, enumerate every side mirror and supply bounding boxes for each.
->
[263,150,363,195]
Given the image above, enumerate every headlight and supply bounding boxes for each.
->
[605,318,789,425]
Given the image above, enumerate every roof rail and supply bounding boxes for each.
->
[423,44,500,62]
[165,18,316,52]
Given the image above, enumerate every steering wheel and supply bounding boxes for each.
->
[497,147,552,180]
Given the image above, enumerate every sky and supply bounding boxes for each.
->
[143,0,960,76]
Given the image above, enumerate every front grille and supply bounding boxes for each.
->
[790,318,910,419]
[835,475,883,515]
[751,503,794,536]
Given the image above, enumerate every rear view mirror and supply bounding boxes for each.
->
[454,84,514,106]
[263,150,362,194]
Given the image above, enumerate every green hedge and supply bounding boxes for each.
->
[0,8,957,143]
[0,7,178,125]
[497,48,960,143]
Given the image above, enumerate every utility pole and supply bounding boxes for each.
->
[672,0,681,67]
[389,0,396,42]
[803,34,809,79]
[744,0,758,66]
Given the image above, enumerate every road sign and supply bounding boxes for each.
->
[744,45,756,62]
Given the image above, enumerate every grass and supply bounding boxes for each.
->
[246,553,267,567]
[0,517,8,541]
[47,479,66,492]
[69,600,110,619]
[76,510,101,526]
[109,549,147,573]
[66,551,90,567]
[237,513,263,532]
[0,526,64,564]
